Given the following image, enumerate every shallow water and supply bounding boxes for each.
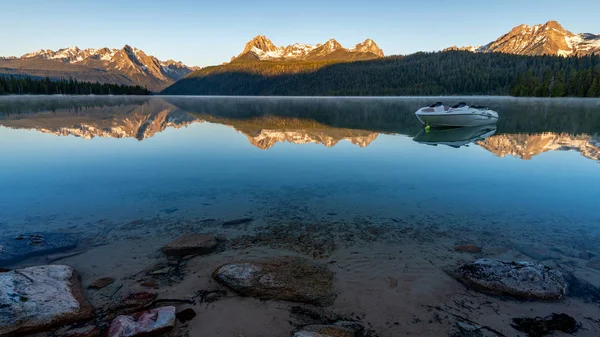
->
[1,96,599,232]
[1,96,600,336]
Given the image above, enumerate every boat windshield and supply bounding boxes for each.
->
[428,102,443,108]
[451,102,467,108]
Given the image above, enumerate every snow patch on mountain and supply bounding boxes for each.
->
[236,36,384,61]
[14,45,199,91]
[449,21,600,57]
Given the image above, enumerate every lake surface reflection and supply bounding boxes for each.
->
[1,96,599,336]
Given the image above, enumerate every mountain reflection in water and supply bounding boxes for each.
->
[2,96,600,337]
[0,96,599,161]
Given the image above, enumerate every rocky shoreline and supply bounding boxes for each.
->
[1,214,600,336]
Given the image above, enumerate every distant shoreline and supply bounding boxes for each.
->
[1,94,600,99]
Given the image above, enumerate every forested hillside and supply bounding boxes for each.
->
[162,51,600,97]
[0,76,151,95]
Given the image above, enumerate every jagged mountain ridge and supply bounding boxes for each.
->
[3,102,599,161]
[243,129,378,150]
[478,133,600,162]
[0,102,380,148]
[0,100,197,140]
[2,97,599,160]
[446,21,600,56]
[0,46,199,91]
[233,35,384,61]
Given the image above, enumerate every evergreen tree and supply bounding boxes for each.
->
[162,51,600,97]
[0,76,151,95]
[589,78,600,97]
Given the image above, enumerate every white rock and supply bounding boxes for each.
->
[0,265,92,336]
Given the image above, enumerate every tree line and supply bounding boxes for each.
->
[0,76,151,95]
[511,68,600,97]
[162,51,600,97]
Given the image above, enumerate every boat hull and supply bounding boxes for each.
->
[415,112,498,127]
[415,106,498,127]
[413,124,497,148]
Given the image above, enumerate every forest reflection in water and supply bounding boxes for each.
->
[0,96,599,161]
[1,96,600,336]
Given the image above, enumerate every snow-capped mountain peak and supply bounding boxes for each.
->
[350,38,384,57]
[15,45,198,91]
[234,36,384,61]
[448,20,600,57]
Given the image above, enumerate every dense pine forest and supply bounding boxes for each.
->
[0,76,151,95]
[162,51,600,97]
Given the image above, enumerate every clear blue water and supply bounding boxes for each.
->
[3,95,600,336]
[0,96,599,243]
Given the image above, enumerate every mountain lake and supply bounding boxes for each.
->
[1,96,599,337]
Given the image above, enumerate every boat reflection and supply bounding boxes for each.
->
[412,124,497,148]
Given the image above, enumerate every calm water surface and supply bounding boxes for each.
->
[1,96,598,233]
[2,96,600,335]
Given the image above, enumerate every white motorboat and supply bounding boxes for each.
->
[415,102,499,127]
[412,124,497,148]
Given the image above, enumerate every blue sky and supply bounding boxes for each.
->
[1,0,598,67]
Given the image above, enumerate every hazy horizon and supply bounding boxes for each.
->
[1,0,599,67]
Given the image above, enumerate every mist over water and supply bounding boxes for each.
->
[0,96,599,233]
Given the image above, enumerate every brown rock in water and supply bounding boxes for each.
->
[88,277,114,289]
[140,281,159,289]
[212,256,336,306]
[161,234,217,256]
[121,291,157,309]
[454,245,482,253]
[107,306,176,337]
[0,265,93,337]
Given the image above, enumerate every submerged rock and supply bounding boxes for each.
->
[161,234,217,256]
[0,265,93,336]
[222,218,253,226]
[294,324,356,337]
[563,273,600,303]
[447,259,566,300]
[586,259,600,270]
[140,281,159,289]
[59,324,100,337]
[212,256,336,306]
[511,313,580,336]
[0,233,78,265]
[88,277,115,290]
[175,308,197,323]
[121,291,157,309]
[107,306,176,337]
[454,245,482,253]
[515,244,561,261]
[578,251,595,260]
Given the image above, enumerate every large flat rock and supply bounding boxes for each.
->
[212,256,336,306]
[0,233,78,266]
[0,265,93,336]
[447,258,566,300]
[160,234,217,256]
